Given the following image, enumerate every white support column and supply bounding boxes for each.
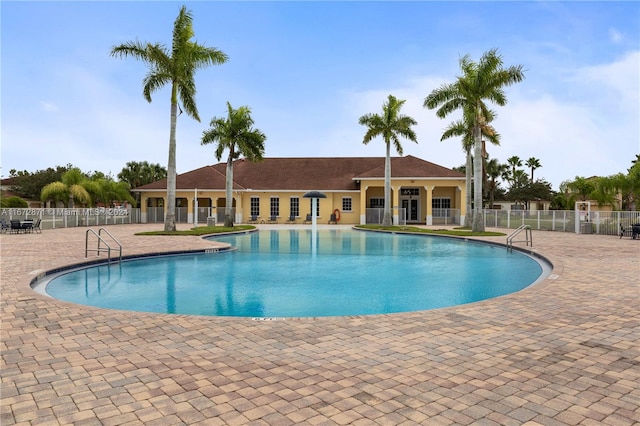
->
[425,185,433,226]
[360,185,368,225]
[392,184,399,225]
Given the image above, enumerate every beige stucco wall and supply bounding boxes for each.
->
[138,176,466,225]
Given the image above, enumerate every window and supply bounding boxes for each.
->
[309,199,320,217]
[290,197,299,217]
[342,197,352,212]
[401,188,419,196]
[432,198,451,209]
[432,198,451,217]
[370,198,384,208]
[250,197,260,217]
[270,197,280,217]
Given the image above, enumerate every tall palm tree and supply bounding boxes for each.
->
[437,106,500,227]
[201,102,267,227]
[424,48,525,232]
[40,168,92,208]
[359,95,418,226]
[506,155,523,187]
[111,5,228,231]
[485,158,508,208]
[118,161,167,207]
[525,157,541,182]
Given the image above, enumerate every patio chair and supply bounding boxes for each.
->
[328,213,337,224]
[267,215,278,224]
[10,220,22,234]
[303,213,312,224]
[248,215,259,224]
[0,219,9,234]
[286,215,296,224]
[21,220,34,233]
[31,219,42,233]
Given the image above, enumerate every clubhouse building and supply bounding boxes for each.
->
[134,156,466,225]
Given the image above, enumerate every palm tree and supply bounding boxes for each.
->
[424,48,525,232]
[201,102,267,227]
[92,179,137,208]
[40,168,92,208]
[437,106,500,227]
[359,95,418,226]
[117,161,167,189]
[485,158,508,208]
[111,6,228,231]
[118,161,167,206]
[506,155,523,187]
[525,157,541,182]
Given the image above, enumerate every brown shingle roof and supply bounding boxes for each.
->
[134,156,464,192]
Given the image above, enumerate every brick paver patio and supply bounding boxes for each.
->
[1,224,638,425]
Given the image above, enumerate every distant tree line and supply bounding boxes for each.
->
[1,161,166,208]
[454,154,640,211]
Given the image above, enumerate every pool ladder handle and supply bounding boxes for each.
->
[85,228,122,264]
[506,225,532,252]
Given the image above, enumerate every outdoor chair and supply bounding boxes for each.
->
[21,220,34,233]
[328,213,337,224]
[0,219,9,234]
[303,213,312,224]
[286,215,296,224]
[619,223,640,240]
[31,219,42,233]
[267,215,278,224]
[248,215,258,224]
[10,220,23,234]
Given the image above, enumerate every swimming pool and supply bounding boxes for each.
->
[41,229,547,318]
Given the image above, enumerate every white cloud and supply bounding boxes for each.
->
[306,51,640,190]
[574,50,640,107]
[39,101,59,112]
[609,28,623,44]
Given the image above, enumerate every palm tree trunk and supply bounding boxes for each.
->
[383,141,392,226]
[164,90,178,232]
[225,157,234,227]
[465,150,472,227]
[472,124,485,232]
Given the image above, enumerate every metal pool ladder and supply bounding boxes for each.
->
[85,228,122,264]
[507,225,532,252]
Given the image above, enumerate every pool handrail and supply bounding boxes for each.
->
[85,228,122,264]
[507,225,532,252]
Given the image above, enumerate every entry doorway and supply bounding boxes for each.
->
[401,198,420,223]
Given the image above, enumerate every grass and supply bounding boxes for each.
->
[355,224,505,237]
[136,225,256,236]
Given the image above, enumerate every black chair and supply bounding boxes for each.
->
[286,215,296,224]
[328,213,337,224]
[31,219,42,233]
[10,220,22,234]
[21,220,34,233]
[0,219,10,234]
[267,215,278,224]
[303,213,312,224]
[247,215,259,224]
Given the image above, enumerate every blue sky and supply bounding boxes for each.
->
[2,1,639,190]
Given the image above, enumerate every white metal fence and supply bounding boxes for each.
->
[0,208,138,230]
[2,207,638,235]
[365,208,407,225]
[482,209,640,235]
[432,208,461,225]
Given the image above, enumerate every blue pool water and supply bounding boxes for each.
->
[42,229,545,317]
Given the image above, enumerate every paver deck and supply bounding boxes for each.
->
[1,224,639,425]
